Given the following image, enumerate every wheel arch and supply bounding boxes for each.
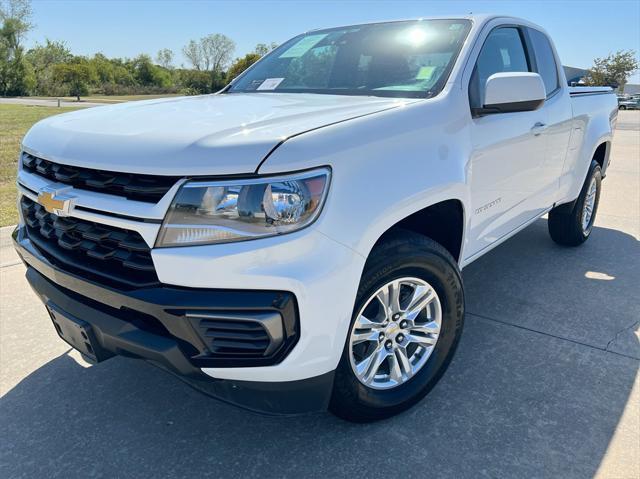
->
[369,199,466,264]
[592,141,610,176]
[563,113,614,204]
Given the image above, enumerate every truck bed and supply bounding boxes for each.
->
[568,86,613,96]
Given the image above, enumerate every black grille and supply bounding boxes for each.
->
[180,307,299,367]
[21,196,159,288]
[21,152,180,203]
[198,318,272,357]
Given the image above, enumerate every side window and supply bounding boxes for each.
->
[528,28,560,97]
[469,27,530,109]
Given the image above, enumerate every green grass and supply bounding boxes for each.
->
[0,105,81,226]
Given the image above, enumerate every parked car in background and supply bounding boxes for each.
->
[619,98,640,109]
[13,14,617,422]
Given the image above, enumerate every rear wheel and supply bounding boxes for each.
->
[619,105,627,110]
[548,160,602,246]
[329,231,464,422]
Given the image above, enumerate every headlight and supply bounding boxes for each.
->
[156,167,331,247]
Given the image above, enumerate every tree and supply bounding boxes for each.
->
[200,33,235,74]
[130,54,171,88]
[183,39,203,70]
[156,48,173,69]
[226,52,260,82]
[26,39,72,95]
[53,63,95,100]
[0,0,33,95]
[89,53,115,85]
[182,33,236,73]
[0,0,32,50]
[254,42,278,57]
[0,44,34,95]
[584,50,639,92]
[183,33,235,91]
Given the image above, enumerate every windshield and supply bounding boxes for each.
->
[227,19,472,99]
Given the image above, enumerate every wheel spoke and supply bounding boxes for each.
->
[351,330,380,345]
[405,286,436,320]
[376,280,401,314]
[410,321,440,336]
[388,352,403,383]
[406,333,438,347]
[395,347,412,377]
[355,347,377,377]
[354,314,381,330]
[357,345,389,384]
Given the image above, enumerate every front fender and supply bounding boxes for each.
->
[257,97,472,261]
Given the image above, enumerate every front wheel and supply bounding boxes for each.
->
[619,105,627,110]
[329,231,464,422]
[548,160,602,246]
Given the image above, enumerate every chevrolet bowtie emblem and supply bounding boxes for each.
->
[37,187,76,216]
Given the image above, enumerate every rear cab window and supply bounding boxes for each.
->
[527,28,561,97]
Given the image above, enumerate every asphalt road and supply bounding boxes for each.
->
[1,111,638,479]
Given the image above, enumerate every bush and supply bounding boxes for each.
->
[176,69,212,94]
[178,87,200,96]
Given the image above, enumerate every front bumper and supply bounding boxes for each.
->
[13,227,341,414]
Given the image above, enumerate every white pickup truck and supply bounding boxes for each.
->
[14,15,617,421]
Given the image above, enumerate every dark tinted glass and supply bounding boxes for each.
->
[529,28,560,96]
[228,20,471,98]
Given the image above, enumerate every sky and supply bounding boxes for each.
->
[24,0,640,83]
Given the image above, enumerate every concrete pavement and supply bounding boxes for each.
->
[1,111,638,478]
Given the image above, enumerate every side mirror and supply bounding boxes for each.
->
[477,72,546,116]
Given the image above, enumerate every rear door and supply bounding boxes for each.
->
[466,25,549,258]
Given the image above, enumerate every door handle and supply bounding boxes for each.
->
[531,122,547,136]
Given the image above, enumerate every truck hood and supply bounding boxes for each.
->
[23,93,409,176]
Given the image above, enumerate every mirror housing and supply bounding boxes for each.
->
[475,72,546,116]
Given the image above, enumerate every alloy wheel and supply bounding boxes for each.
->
[581,176,597,233]
[348,277,442,390]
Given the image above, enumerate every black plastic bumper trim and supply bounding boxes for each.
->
[13,226,299,368]
[13,227,334,414]
[25,265,204,377]
[161,366,335,416]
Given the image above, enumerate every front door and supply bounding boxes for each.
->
[465,26,549,259]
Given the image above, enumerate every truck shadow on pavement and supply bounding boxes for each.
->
[1,219,638,478]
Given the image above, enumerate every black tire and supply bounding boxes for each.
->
[328,231,464,422]
[548,160,602,246]
[619,105,627,110]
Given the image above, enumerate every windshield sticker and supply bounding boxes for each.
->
[416,66,436,80]
[279,34,328,58]
[257,78,285,90]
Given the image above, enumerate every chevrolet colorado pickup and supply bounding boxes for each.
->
[13,15,617,421]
